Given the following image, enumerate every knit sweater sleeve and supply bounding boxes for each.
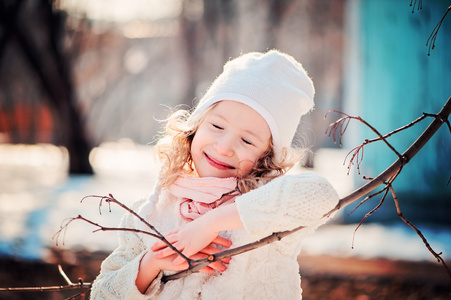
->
[90,198,161,300]
[235,172,339,241]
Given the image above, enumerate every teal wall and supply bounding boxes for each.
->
[344,0,451,225]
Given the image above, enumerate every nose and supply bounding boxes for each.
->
[214,135,234,157]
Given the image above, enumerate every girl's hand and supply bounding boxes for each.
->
[142,251,188,273]
[187,245,232,273]
[137,204,241,293]
[136,251,188,293]
[153,240,232,273]
[151,213,232,266]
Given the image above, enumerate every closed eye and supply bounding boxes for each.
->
[212,123,223,130]
[242,138,253,145]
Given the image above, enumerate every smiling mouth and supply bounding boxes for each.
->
[204,153,235,170]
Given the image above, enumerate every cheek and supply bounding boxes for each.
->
[236,159,256,176]
[190,130,204,154]
[189,139,200,169]
[237,146,269,176]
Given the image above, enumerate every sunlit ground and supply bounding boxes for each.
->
[0,141,450,264]
[0,140,160,260]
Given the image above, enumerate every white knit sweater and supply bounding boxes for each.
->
[90,172,339,300]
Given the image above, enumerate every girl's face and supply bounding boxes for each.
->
[191,101,271,178]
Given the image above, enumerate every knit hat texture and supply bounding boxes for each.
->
[191,50,315,155]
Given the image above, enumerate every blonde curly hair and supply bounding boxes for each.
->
[154,103,300,194]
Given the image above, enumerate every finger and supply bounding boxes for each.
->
[171,245,215,266]
[200,245,221,255]
[151,242,165,252]
[172,251,230,273]
[172,249,219,266]
[188,254,227,273]
[198,249,231,265]
[211,236,232,248]
[192,257,228,273]
[172,250,194,266]
[155,254,189,272]
[178,245,231,265]
[206,260,228,272]
[198,266,214,274]
[151,228,179,250]
[220,257,232,264]
[151,236,175,252]
[199,245,231,264]
[198,246,230,263]
[154,243,183,259]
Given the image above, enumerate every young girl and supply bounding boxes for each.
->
[90,50,339,299]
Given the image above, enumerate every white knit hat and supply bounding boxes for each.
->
[191,50,315,158]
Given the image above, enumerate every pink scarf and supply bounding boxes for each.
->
[168,176,238,221]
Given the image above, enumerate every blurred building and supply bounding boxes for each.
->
[0,0,344,151]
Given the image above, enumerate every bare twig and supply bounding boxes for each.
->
[389,185,451,284]
[326,110,407,175]
[0,284,90,292]
[58,264,73,285]
[0,265,91,297]
[53,215,163,243]
[409,1,450,55]
[364,113,430,143]
[82,194,161,236]
[323,97,451,282]
[350,167,403,248]
[351,187,390,249]
[326,109,449,176]
[409,0,423,13]
[325,110,352,146]
[426,5,451,55]
[328,96,451,215]
[163,224,307,282]
[327,112,435,151]
[343,144,364,175]
[65,195,192,264]
[348,184,388,217]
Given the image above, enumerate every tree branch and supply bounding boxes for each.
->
[53,215,163,243]
[0,265,91,294]
[350,167,403,248]
[325,110,417,174]
[389,185,451,280]
[61,195,192,264]
[163,224,307,282]
[409,0,423,13]
[426,5,451,55]
[328,96,451,214]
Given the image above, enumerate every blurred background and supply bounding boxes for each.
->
[0,0,450,299]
